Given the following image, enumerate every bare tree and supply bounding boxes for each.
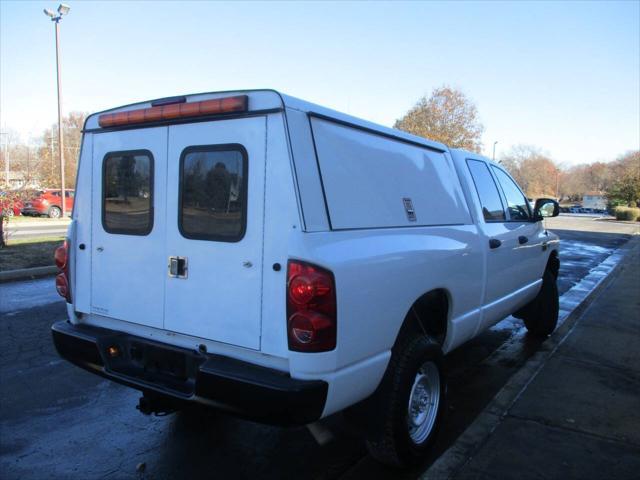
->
[37,111,88,189]
[499,145,560,198]
[394,86,484,152]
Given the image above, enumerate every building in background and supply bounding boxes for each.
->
[1,171,41,190]
[582,191,607,210]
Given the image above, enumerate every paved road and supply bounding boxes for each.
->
[0,217,636,480]
[4,219,70,240]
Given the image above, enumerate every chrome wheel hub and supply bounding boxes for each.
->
[407,361,440,444]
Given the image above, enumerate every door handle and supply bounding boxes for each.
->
[489,239,502,249]
[518,236,529,245]
[168,256,188,278]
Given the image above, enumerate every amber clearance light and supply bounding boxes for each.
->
[98,95,248,128]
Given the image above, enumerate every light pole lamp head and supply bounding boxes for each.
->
[57,4,71,15]
[43,8,56,18]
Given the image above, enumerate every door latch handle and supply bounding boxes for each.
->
[168,256,188,278]
[489,239,502,249]
[518,236,529,245]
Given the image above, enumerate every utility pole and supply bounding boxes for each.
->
[51,130,55,181]
[44,4,71,216]
[0,132,8,187]
[492,141,498,162]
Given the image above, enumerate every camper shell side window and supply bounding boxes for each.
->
[178,144,248,242]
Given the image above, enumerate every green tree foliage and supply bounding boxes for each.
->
[606,151,640,207]
[394,86,484,152]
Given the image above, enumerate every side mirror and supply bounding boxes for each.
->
[533,198,559,221]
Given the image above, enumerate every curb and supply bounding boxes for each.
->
[0,265,58,283]
[421,236,640,480]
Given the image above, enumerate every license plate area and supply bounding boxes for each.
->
[101,337,203,396]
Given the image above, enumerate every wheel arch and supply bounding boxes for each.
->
[546,248,560,278]
[393,288,450,351]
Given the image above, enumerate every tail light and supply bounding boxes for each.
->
[287,260,337,352]
[54,239,72,302]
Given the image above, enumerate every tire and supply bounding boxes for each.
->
[2,208,13,217]
[362,336,446,467]
[522,270,559,337]
[48,206,62,218]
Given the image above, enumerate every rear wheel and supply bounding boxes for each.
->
[48,206,62,218]
[522,270,559,337]
[363,336,446,467]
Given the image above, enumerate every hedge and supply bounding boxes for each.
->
[614,206,640,221]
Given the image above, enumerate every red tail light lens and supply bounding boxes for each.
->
[54,241,68,270]
[55,273,69,298]
[54,239,71,302]
[287,260,336,352]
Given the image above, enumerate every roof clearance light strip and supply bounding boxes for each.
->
[98,95,248,128]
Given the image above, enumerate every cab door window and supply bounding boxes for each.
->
[491,167,531,221]
[466,159,506,222]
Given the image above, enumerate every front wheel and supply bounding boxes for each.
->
[522,270,559,337]
[363,336,446,467]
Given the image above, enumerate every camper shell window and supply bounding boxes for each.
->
[178,144,248,242]
[102,150,154,235]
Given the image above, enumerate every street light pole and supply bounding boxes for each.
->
[44,4,70,217]
[492,141,498,162]
[54,17,66,217]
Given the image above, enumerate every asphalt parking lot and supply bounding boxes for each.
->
[0,215,637,480]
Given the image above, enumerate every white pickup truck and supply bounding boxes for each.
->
[51,90,560,466]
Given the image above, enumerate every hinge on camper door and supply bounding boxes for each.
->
[168,256,188,279]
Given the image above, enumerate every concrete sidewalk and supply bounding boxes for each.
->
[428,240,640,479]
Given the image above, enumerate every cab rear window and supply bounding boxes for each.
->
[102,150,154,235]
[179,145,247,242]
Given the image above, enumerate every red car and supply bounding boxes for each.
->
[0,192,23,217]
[22,189,74,218]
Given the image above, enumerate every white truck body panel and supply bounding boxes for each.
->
[62,89,559,422]
[91,127,168,329]
[309,117,471,229]
[163,117,266,350]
